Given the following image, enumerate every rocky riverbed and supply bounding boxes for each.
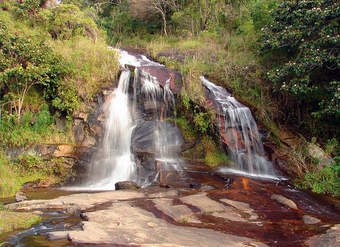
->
[3,164,340,247]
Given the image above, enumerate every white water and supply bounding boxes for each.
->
[68,70,137,191]
[201,76,279,179]
[115,49,164,68]
[115,48,182,175]
[138,68,183,175]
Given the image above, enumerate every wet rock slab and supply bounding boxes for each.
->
[61,201,267,247]
[6,190,145,213]
[7,189,268,247]
[139,66,182,94]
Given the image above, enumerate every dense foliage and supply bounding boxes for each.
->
[0,0,119,197]
[261,0,339,135]
[38,3,98,41]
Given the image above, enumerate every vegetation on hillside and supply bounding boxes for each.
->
[0,0,119,198]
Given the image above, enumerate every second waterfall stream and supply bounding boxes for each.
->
[201,76,279,179]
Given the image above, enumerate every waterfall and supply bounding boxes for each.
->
[76,70,137,190]
[201,76,279,179]
[137,68,183,185]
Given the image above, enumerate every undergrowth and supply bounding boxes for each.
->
[0,153,71,198]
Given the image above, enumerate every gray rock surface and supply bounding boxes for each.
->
[307,224,340,247]
[7,190,268,246]
[66,201,266,246]
[115,181,140,190]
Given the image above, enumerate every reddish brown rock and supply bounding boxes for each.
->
[139,66,182,94]
[53,144,75,158]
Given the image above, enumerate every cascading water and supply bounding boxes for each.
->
[138,69,182,171]
[201,76,278,179]
[114,49,183,185]
[76,70,137,190]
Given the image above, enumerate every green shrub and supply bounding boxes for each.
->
[14,0,40,23]
[38,4,98,41]
[298,163,340,196]
[0,22,77,118]
[0,109,65,147]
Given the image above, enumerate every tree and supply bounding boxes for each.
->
[261,0,340,124]
[0,23,71,121]
[148,0,178,36]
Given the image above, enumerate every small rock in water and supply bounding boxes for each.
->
[224,177,234,189]
[271,194,297,209]
[48,231,69,241]
[189,182,201,189]
[15,191,27,202]
[115,181,140,190]
[303,215,321,225]
[80,212,89,221]
[200,185,216,192]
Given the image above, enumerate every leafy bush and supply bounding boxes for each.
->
[0,22,77,118]
[299,162,340,196]
[14,0,40,23]
[0,108,67,147]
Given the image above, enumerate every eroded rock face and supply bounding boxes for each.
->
[131,120,183,156]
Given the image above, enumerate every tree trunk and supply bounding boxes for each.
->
[161,12,167,36]
[196,0,203,31]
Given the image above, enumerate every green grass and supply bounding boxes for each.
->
[0,207,41,235]
[174,117,197,142]
[50,37,120,104]
[201,137,230,167]
[0,154,47,198]
[0,107,70,148]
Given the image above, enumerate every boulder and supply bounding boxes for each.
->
[138,66,182,94]
[302,215,321,225]
[115,181,140,190]
[15,191,27,202]
[271,194,298,209]
[307,143,334,167]
[53,144,74,158]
